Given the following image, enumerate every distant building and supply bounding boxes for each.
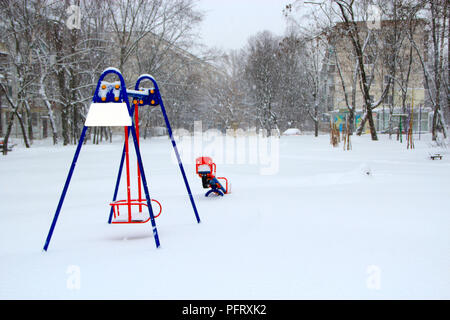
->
[325,19,431,134]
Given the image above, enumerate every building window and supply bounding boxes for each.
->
[327,95,334,111]
[32,113,38,126]
[383,95,393,105]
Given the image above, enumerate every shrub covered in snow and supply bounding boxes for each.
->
[282,128,301,136]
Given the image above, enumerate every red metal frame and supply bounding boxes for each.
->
[135,101,143,213]
[196,156,216,178]
[110,198,162,224]
[217,177,229,194]
[111,100,162,224]
[196,156,229,195]
[124,126,132,220]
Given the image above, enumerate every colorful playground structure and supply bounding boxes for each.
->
[195,156,230,197]
[108,76,162,224]
[43,67,201,252]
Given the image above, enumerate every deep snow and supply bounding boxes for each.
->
[0,134,449,299]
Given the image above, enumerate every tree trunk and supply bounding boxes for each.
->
[56,64,69,145]
[2,111,15,155]
[40,92,58,145]
[15,109,30,147]
[0,95,3,136]
[61,103,70,145]
[25,102,33,143]
[448,9,450,117]
[336,2,381,140]
[388,108,394,139]
[430,0,445,140]
[314,104,319,137]
[348,108,355,134]
[0,86,30,152]
[53,22,70,145]
[356,112,368,136]
[69,27,80,145]
[367,108,378,140]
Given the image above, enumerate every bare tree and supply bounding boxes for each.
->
[244,31,282,135]
[428,0,448,140]
[333,0,393,140]
[0,0,47,153]
[278,34,311,133]
[107,0,202,73]
[406,0,448,140]
[200,51,252,131]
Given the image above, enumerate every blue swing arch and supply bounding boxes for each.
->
[43,68,201,252]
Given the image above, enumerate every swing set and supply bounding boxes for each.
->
[43,68,201,251]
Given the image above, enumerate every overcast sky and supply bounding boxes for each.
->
[196,0,289,52]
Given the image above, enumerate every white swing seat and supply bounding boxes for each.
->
[85,103,132,127]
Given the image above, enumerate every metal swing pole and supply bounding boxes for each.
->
[108,104,144,223]
[108,105,136,224]
[106,101,160,248]
[108,139,126,224]
[133,74,201,224]
[124,126,132,221]
[129,121,161,248]
[43,126,88,252]
[135,102,143,212]
[159,100,201,224]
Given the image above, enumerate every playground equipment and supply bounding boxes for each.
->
[108,81,162,224]
[43,68,200,252]
[392,113,408,143]
[195,156,230,197]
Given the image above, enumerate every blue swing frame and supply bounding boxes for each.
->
[108,74,201,225]
[43,68,167,251]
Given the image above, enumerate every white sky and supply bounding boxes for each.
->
[196,0,289,51]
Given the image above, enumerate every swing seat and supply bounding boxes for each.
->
[85,103,132,127]
[110,199,162,224]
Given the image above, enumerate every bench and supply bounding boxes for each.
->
[0,140,15,152]
[430,154,443,160]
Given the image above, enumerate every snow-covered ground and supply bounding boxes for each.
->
[0,134,449,299]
